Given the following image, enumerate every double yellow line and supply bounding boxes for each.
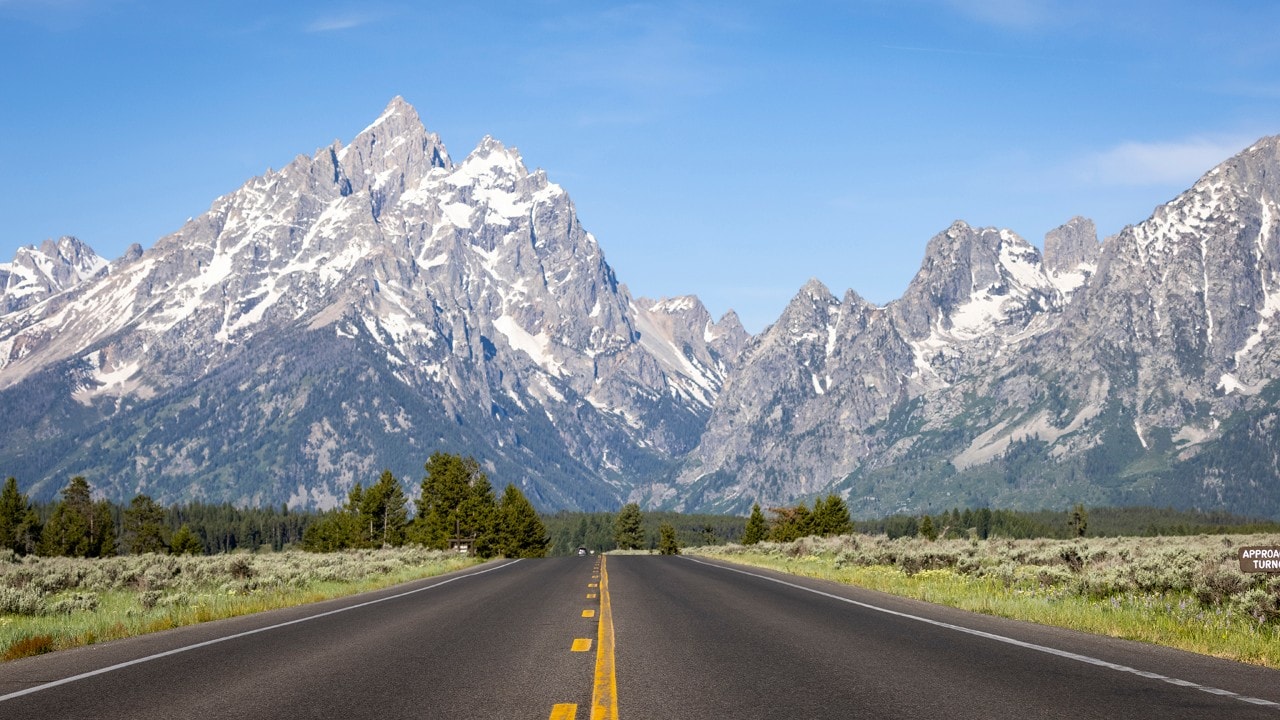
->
[590,555,618,720]
[552,555,618,720]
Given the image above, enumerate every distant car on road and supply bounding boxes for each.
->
[577,547,588,556]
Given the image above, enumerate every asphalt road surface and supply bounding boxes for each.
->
[1,554,1278,719]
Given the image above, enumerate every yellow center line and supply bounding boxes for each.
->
[550,703,577,720]
[591,555,618,720]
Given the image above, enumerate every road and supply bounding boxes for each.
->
[1,554,1278,718]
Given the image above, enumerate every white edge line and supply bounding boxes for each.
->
[0,559,522,703]
[684,557,1280,710]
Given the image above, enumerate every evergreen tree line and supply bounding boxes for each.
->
[543,507,748,555]
[0,475,300,557]
[8,467,1276,561]
[0,452,548,559]
[740,495,853,545]
[300,452,549,559]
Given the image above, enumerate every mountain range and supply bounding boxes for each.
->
[3,97,1279,518]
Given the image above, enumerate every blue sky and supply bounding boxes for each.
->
[3,1,1279,332]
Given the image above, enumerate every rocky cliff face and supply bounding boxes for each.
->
[663,220,1072,512]
[1043,216,1100,298]
[0,237,107,314]
[670,135,1280,518]
[0,98,740,509]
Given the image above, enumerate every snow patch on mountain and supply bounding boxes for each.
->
[494,314,564,375]
[1,237,108,314]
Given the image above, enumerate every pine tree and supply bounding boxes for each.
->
[39,476,116,557]
[457,474,499,556]
[123,494,169,554]
[0,477,34,554]
[658,522,680,555]
[169,524,205,555]
[742,503,767,545]
[814,495,853,536]
[613,503,645,550]
[411,452,487,550]
[359,470,410,548]
[301,511,359,552]
[976,507,993,539]
[497,484,548,558]
[768,503,813,542]
[1068,504,1089,537]
[14,507,41,555]
[920,515,937,542]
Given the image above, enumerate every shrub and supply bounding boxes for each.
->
[1232,588,1280,625]
[0,586,45,615]
[1195,567,1247,606]
[48,592,99,615]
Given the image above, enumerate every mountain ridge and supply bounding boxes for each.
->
[0,98,739,510]
[4,100,1280,518]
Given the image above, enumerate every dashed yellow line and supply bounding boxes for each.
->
[582,609,596,618]
[591,555,618,720]
[572,638,593,652]
[550,703,577,719]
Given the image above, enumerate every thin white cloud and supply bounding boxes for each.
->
[1075,135,1258,187]
[305,13,374,33]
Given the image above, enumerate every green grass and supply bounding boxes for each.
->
[693,533,1280,668]
[0,548,482,661]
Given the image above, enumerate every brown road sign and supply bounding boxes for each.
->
[1238,546,1280,573]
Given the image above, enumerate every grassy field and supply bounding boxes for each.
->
[0,547,481,661]
[693,533,1280,668]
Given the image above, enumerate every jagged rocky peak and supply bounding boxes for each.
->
[1043,217,1099,274]
[1213,134,1280,200]
[452,135,544,197]
[632,294,749,379]
[776,278,839,334]
[706,310,750,363]
[1,236,107,313]
[339,95,453,195]
[1043,216,1100,298]
[636,296,716,355]
[640,297,748,353]
[893,220,1057,340]
[645,295,705,318]
[1081,133,1280,396]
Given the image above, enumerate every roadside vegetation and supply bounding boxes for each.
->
[0,546,479,661]
[696,532,1280,668]
[0,451,548,661]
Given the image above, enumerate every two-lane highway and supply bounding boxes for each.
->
[610,556,1280,719]
[1,554,1278,718]
[0,557,604,719]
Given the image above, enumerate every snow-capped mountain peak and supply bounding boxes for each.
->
[893,220,1059,344]
[0,236,107,314]
[0,97,746,511]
